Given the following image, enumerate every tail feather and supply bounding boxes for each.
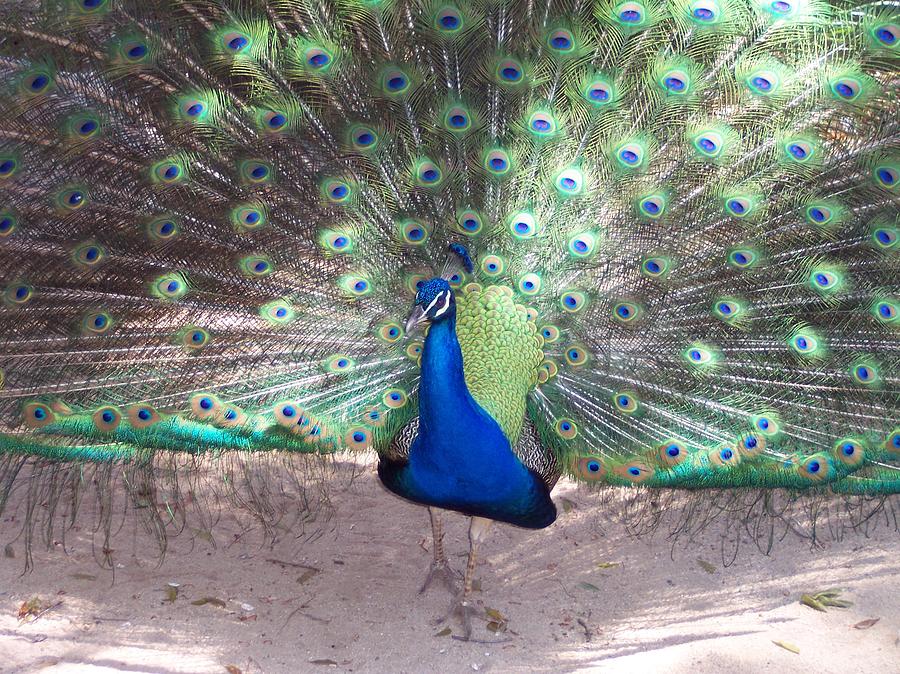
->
[0,0,895,509]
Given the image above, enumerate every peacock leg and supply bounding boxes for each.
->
[419,507,460,594]
[438,516,493,640]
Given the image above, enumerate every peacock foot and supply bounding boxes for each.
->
[419,559,462,595]
[433,592,478,641]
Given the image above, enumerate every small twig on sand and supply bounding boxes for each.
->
[265,558,322,572]
[577,618,592,642]
[20,601,63,625]
[451,636,513,644]
[277,605,331,634]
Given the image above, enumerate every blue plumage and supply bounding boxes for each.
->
[379,281,555,529]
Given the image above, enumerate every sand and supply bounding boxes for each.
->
[0,460,897,673]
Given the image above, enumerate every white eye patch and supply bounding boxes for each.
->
[433,290,451,317]
[424,290,451,318]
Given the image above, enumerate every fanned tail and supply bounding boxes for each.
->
[0,0,896,560]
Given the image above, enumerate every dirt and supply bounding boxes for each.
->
[0,461,897,673]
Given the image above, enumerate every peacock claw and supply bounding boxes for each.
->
[434,593,477,641]
[419,560,461,595]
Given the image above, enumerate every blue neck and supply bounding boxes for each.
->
[419,312,480,435]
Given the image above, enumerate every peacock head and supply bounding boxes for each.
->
[405,277,455,333]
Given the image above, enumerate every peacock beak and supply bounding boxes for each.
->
[404,304,426,336]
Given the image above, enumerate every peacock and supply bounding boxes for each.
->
[0,0,898,641]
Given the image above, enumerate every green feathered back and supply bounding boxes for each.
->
[455,284,544,444]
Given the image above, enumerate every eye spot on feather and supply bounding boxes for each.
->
[613,391,639,414]
[790,331,819,356]
[612,302,641,324]
[383,388,408,409]
[0,158,17,179]
[381,67,411,96]
[540,325,560,343]
[728,248,758,269]
[555,168,584,196]
[127,404,161,428]
[555,419,578,439]
[830,77,860,101]
[783,139,815,163]
[495,59,524,84]
[484,149,512,177]
[584,77,615,106]
[152,160,186,184]
[833,438,865,467]
[274,401,305,427]
[23,402,55,429]
[873,24,898,47]
[709,443,740,467]
[886,430,900,455]
[560,290,587,313]
[480,254,505,277]
[222,31,250,52]
[872,227,897,249]
[752,412,781,438]
[851,362,878,385]
[529,111,557,136]
[517,273,541,296]
[240,160,272,184]
[689,1,718,22]
[322,178,352,203]
[574,456,605,481]
[658,440,688,466]
[660,70,689,95]
[745,71,779,96]
[260,299,294,325]
[874,165,897,190]
[615,2,646,25]
[362,405,386,427]
[435,7,463,33]
[350,125,378,151]
[123,40,149,61]
[0,213,17,237]
[547,30,574,53]
[406,341,423,360]
[414,159,443,186]
[83,311,112,334]
[444,105,471,133]
[324,354,355,373]
[564,344,589,366]
[92,406,121,431]
[58,188,87,211]
[508,212,537,238]
[684,344,715,367]
[873,299,897,323]
[5,283,33,306]
[798,454,832,481]
[72,242,105,268]
[22,70,53,95]
[456,210,483,235]
[377,322,403,343]
[770,0,791,13]
[345,427,372,450]
[738,432,766,457]
[639,195,666,218]
[615,461,653,483]
[304,47,333,70]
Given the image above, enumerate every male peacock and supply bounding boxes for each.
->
[0,0,898,641]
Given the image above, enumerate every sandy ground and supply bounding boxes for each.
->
[0,460,897,674]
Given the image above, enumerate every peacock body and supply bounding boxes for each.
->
[0,0,898,639]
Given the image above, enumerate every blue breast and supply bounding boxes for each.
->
[379,312,556,529]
